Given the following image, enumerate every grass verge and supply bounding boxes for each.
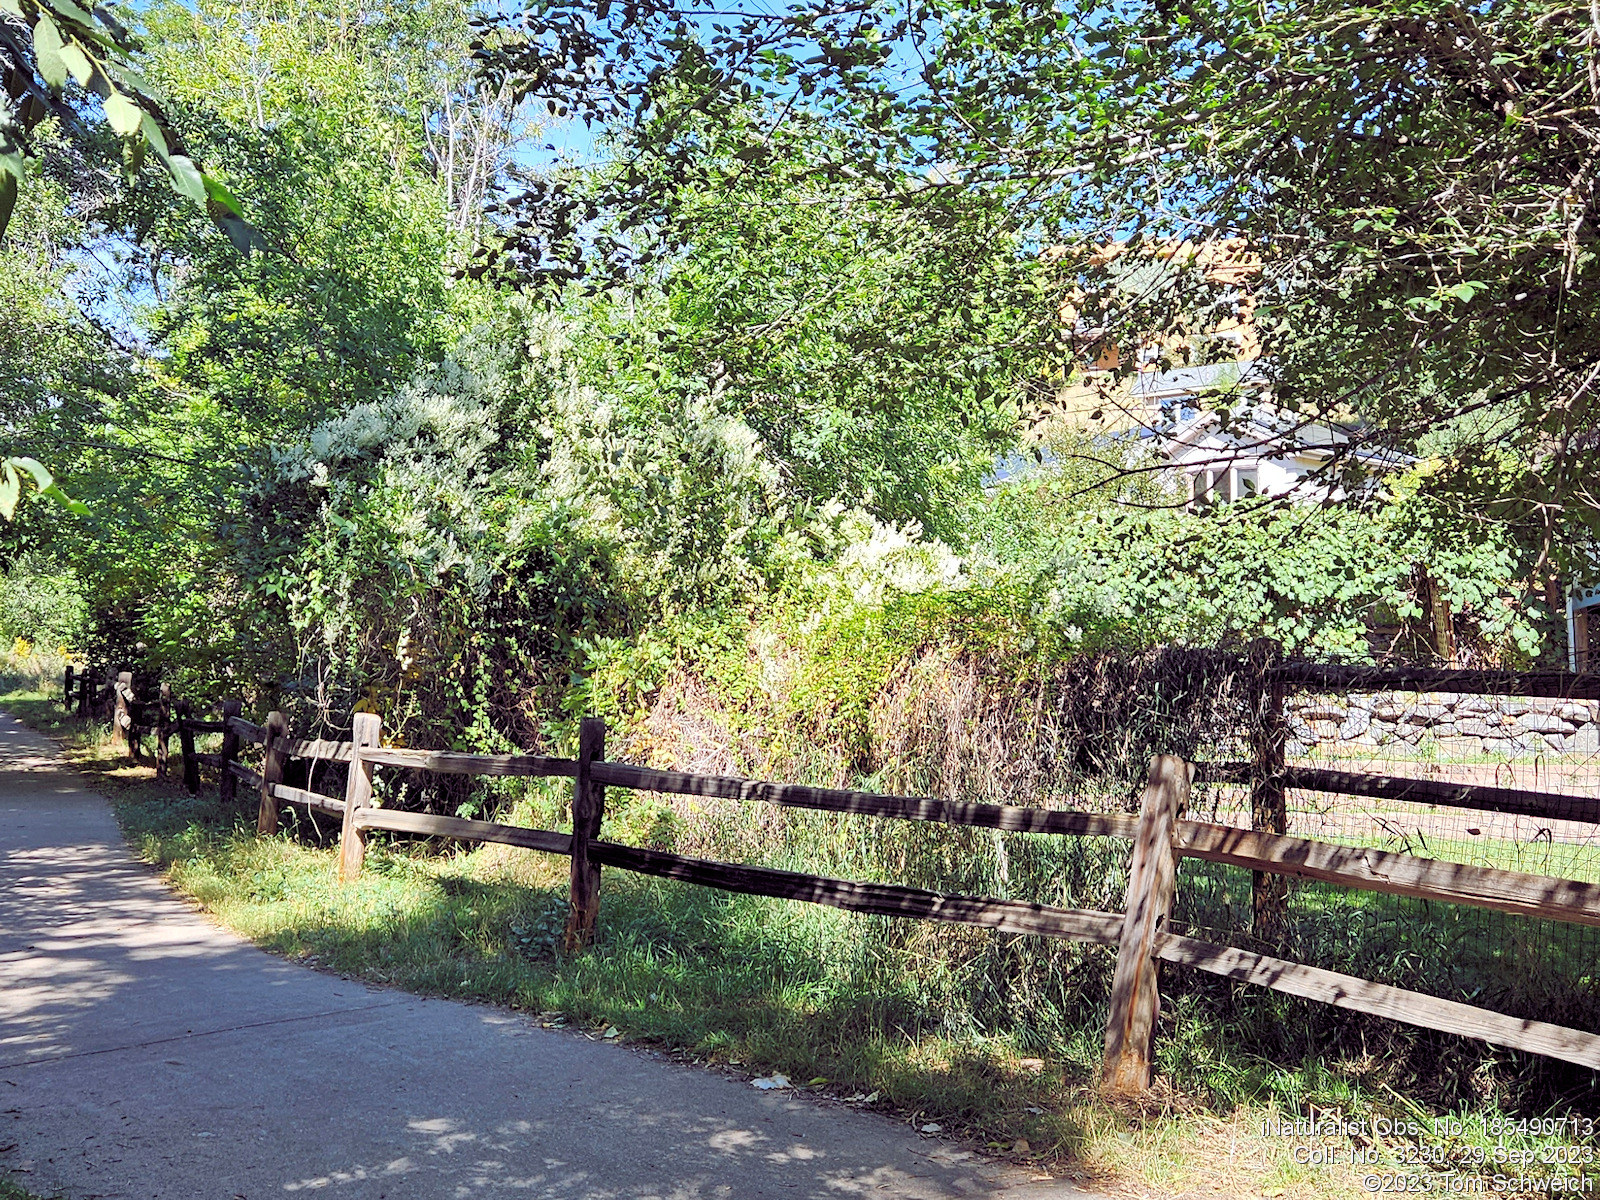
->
[3,670,1596,1199]
[0,1177,61,1200]
[0,1181,61,1200]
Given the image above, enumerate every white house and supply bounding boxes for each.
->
[1147,384,1410,507]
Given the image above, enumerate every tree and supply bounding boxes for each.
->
[5,0,524,685]
[577,124,1055,541]
[476,0,1600,602]
[124,0,522,426]
[0,0,249,243]
[1,0,254,523]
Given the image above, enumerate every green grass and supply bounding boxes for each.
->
[0,1180,61,1200]
[0,1175,63,1200]
[1303,738,1590,768]
[5,659,1599,1199]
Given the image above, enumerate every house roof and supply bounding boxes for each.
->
[1129,360,1267,401]
[1159,403,1411,470]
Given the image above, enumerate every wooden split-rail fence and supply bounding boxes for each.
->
[68,662,1600,1094]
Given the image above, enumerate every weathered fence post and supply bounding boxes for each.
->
[338,712,382,882]
[257,711,289,836]
[177,700,200,795]
[155,683,172,779]
[1248,639,1288,940]
[64,664,74,711]
[563,717,608,953]
[1103,754,1190,1098]
[112,671,134,759]
[218,699,242,805]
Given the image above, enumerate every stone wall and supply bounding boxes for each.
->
[1286,693,1600,758]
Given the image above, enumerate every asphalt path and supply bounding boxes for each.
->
[0,712,1100,1200]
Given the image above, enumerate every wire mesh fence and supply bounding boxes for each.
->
[623,649,1600,1043]
[1176,682,1600,1035]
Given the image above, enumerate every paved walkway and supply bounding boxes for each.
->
[0,713,1096,1200]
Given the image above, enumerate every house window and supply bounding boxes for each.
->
[1185,466,1259,510]
[1188,467,1268,510]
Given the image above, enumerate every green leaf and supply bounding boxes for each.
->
[0,458,56,520]
[38,483,88,516]
[33,13,69,89]
[138,111,170,160]
[0,0,24,18]
[104,89,142,137]
[8,456,53,490]
[214,213,260,255]
[59,38,93,87]
[48,0,95,25]
[0,462,18,522]
[202,172,244,217]
[102,60,155,96]
[167,154,207,204]
[0,170,15,242]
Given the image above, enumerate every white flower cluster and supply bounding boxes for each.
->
[817,508,966,609]
[269,361,502,491]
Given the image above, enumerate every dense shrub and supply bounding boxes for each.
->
[0,553,88,651]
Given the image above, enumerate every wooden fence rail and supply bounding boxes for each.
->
[77,672,1600,1091]
[589,761,1143,839]
[1173,822,1600,927]
[1196,761,1599,824]
[1278,766,1600,823]
[1154,935,1600,1070]
[1268,662,1600,699]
